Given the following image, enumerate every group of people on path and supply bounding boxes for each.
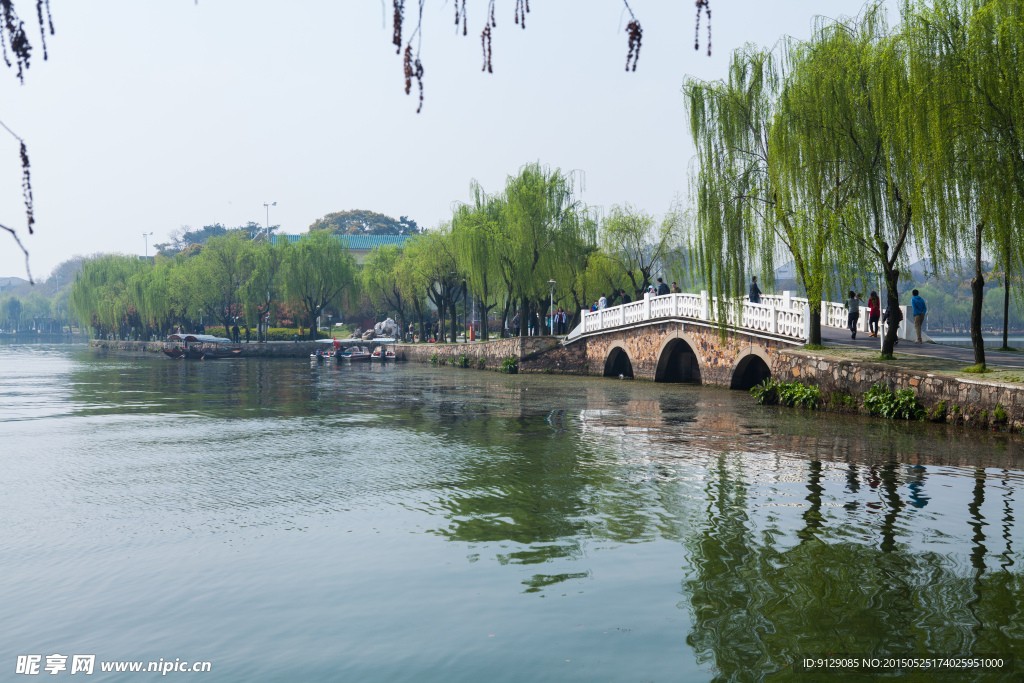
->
[844,288,925,343]
[752,275,928,343]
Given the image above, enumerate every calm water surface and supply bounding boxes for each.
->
[2,344,1023,681]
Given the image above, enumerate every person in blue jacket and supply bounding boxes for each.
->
[910,289,927,343]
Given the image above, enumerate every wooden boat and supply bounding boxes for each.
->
[165,333,239,360]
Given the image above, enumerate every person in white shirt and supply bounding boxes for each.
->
[598,295,607,309]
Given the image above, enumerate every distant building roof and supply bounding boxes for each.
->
[0,276,30,289]
[271,234,412,250]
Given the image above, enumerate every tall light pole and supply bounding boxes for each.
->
[548,280,556,336]
[263,201,277,241]
[142,231,153,259]
[263,202,276,343]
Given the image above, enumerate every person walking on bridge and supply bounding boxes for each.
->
[656,278,670,296]
[867,291,880,337]
[911,290,927,343]
[619,289,631,304]
[749,276,762,304]
[846,291,861,339]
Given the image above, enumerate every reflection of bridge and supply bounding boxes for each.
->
[565,291,919,389]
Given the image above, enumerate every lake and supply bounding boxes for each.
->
[2,344,1022,681]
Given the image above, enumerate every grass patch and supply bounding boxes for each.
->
[803,344,830,351]
[961,364,993,373]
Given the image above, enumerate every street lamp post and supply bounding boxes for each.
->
[142,231,153,259]
[263,201,277,241]
[548,280,556,337]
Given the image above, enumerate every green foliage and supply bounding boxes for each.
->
[828,391,858,412]
[962,364,993,374]
[600,203,679,297]
[456,354,470,368]
[476,357,487,370]
[280,230,359,339]
[429,353,439,365]
[362,244,412,341]
[929,400,948,423]
[751,379,820,409]
[309,210,418,236]
[750,379,780,405]
[993,403,1007,424]
[500,356,518,374]
[862,384,926,420]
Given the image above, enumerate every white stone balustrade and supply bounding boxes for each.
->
[580,291,810,342]
[575,289,924,343]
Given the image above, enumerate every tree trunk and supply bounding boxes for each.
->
[970,222,986,368]
[807,309,822,346]
[881,268,901,359]
[448,300,458,343]
[519,297,527,338]
[1003,266,1011,350]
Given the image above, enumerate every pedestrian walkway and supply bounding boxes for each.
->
[820,326,1024,369]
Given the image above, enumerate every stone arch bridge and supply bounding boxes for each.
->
[565,291,810,389]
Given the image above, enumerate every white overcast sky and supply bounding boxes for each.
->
[0,0,896,280]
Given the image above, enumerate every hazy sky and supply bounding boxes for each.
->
[0,0,895,280]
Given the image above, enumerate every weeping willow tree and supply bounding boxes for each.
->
[905,0,1024,365]
[362,244,411,341]
[684,47,776,314]
[599,203,679,300]
[129,261,179,336]
[239,239,285,341]
[685,46,848,344]
[452,181,504,340]
[502,163,586,337]
[405,227,464,343]
[280,231,358,339]
[70,255,147,339]
[791,6,930,359]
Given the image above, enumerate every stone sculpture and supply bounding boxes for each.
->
[373,318,400,338]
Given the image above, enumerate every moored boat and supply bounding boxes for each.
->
[164,333,239,360]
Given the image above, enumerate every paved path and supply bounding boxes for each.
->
[819,326,1024,368]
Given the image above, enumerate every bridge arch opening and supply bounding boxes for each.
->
[731,354,772,390]
[604,347,634,378]
[655,338,702,384]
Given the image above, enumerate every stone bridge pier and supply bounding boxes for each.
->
[577,321,798,389]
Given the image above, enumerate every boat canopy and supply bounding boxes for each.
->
[168,333,233,343]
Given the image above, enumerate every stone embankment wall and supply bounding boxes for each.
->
[394,336,589,373]
[777,349,1024,430]
[89,339,330,357]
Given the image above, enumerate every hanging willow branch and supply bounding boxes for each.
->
[695,0,711,56]
[390,1,716,113]
[1,1,52,281]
